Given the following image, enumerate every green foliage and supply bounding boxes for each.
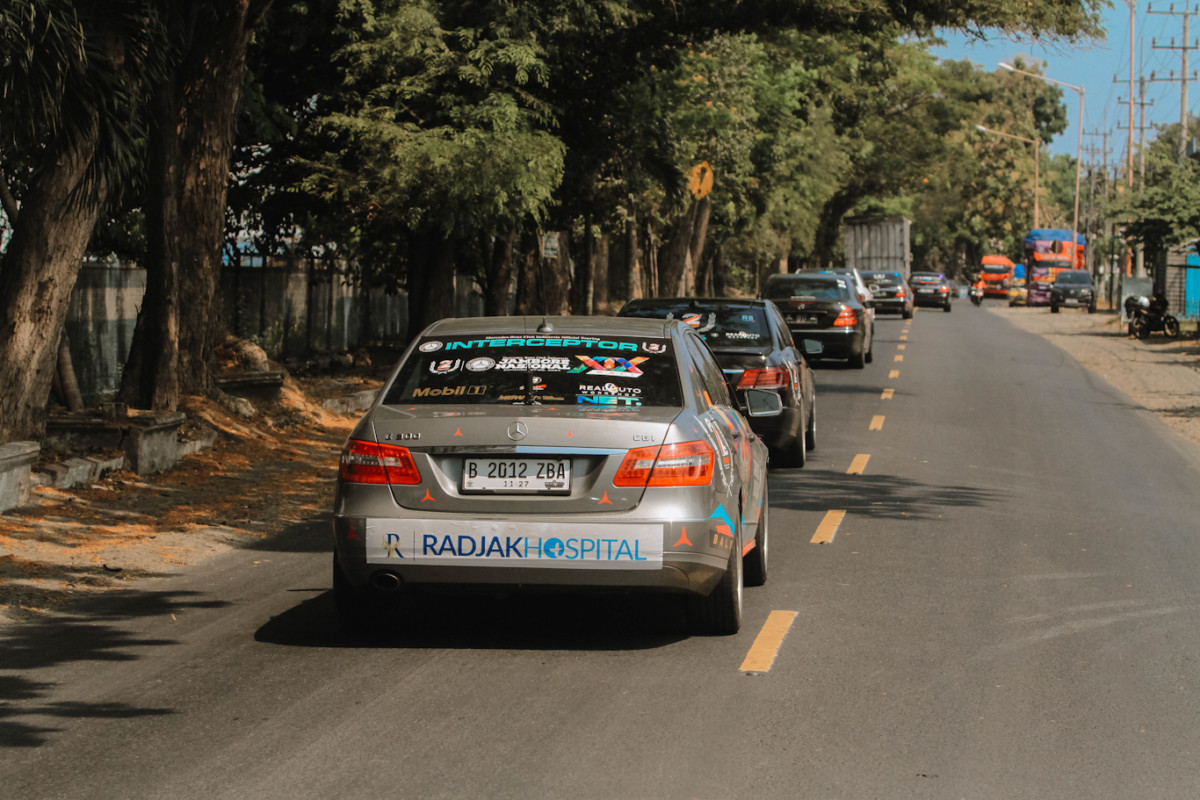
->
[228,0,1109,296]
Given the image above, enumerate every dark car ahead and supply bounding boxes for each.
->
[860,270,914,319]
[908,271,953,311]
[760,272,874,369]
[618,298,817,467]
[1050,270,1096,313]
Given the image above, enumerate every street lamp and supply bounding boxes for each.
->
[976,124,1040,228]
[999,61,1084,261]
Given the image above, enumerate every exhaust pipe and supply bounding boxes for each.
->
[370,571,403,593]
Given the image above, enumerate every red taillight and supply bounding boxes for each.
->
[737,366,788,390]
[833,307,858,327]
[896,286,908,298]
[938,285,950,293]
[339,439,421,485]
[614,441,714,487]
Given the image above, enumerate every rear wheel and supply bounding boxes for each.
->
[690,531,743,635]
[333,553,391,634]
[743,488,769,588]
[849,348,866,369]
[1050,303,1060,313]
[805,401,816,451]
[943,301,952,312]
[787,424,807,467]
[902,308,914,319]
[1165,316,1181,338]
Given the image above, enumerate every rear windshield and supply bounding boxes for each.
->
[762,275,851,301]
[383,335,682,408]
[1054,271,1092,285]
[620,303,770,347]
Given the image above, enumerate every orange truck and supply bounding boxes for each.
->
[979,255,1015,298]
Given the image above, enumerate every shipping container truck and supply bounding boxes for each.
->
[843,215,912,280]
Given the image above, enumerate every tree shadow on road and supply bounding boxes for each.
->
[0,590,229,748]
[768,464,1002,521]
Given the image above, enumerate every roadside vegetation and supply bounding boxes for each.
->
[5,0,1194,446]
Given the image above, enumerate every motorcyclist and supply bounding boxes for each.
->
[970,275,986,305]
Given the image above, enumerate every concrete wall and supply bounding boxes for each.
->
[64,258,486,404]
[64,264,146,406]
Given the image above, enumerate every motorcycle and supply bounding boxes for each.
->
[969,284,984,306]
[1124,294,1181,340]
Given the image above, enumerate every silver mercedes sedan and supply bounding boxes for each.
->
[332,316,778,635]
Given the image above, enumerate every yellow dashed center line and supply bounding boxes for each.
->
[847,454,870,474]
[900,334,908,341]
[894,354,904,362]
[739,610,799,673]
[811,510,846,544]
[870,415,885,430]
[889,370,900,379]
[881,388,894,399]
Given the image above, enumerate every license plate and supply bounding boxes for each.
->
[802,339,824,355]
[462,458,571,493]
[788,313,815,324]
[918,288,934,293]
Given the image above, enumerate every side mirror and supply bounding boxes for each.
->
[745,388,783,417]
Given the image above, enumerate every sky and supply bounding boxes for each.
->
[928,3,1196,166]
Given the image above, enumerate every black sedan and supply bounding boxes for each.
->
[759,272,874,369]
[1050,270,1097,313]
[861,270,915,318]
[618,297,817,467]
[909,271,953,311]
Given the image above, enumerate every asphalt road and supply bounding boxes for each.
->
[4,305,1200,799]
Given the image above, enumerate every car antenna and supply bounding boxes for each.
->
[537,317,554,333]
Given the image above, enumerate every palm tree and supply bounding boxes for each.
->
[0,0,167,442]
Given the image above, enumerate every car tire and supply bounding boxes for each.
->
[1051,303,1060,313]
[1087,303,1096,314]
[805,401,816,451]
[902,309,913,319]
[333,553,379,634]
[690,530,743,635]
[743,488,769,588]
[849,348,866,369]
[943,302,952,312]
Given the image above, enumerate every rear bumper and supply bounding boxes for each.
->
[873,298,913,314]
[913,292,950,307]
[333,487,747,597]
[788,327,864,360]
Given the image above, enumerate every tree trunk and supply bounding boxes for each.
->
[482,231,516,316]
[592,232,610,312]
[625,218,642,301]
[658,200,698,298]
[0,124,105,442]
[125,1,270,405]
[687,196,712,296]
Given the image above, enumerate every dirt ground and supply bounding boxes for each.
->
[1,310,1198,625]
[0,361,381,626]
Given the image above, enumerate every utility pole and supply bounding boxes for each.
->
[1149,2,1200,162]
